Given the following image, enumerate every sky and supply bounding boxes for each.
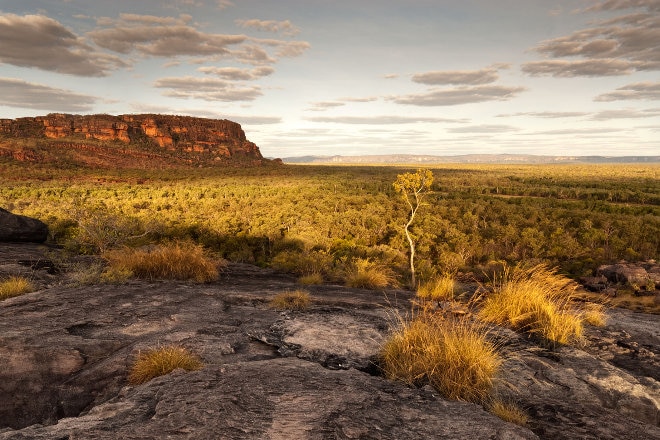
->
[0,0,658,158]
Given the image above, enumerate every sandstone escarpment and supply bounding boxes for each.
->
[0,114,270,168]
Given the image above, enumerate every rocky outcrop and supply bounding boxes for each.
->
[0,244,658,439]
[0,208,48,243]
[0,113,270,168]
[597,261,660,291]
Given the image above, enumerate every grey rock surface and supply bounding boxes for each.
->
[0,244,658,439]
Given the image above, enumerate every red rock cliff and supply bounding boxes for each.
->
[0,113,265,165]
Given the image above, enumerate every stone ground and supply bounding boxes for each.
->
[0,243,658,439]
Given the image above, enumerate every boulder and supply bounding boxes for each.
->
[0,208,48,243]
[597,262,658,290]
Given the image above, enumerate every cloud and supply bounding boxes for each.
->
[594,82,660,101]
[584,0,660,12]
[198,65,274,80]
[447,124,519,134]
[235,19,300,36]
[0,77,96,111]
[524,5,660,77]
[0,13,127,76]
[590,108,660,119]
[154,76,262,101]
[522,59,638,76]
[217,0,234,9]
[306,115,468,124]
[497,111,589,118]
[412,66,501,85]
[308,102,346,111]
[390,85,526,106]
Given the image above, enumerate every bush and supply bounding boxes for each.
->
[298,273,323,285]
[128,345,203,385]
[478,263,588,346]
[380,311,500,403]
[0,276,34,300]
[269,290,311,311]
[417,274,455,301]
[345,258,397,289]
[103,241,221,283]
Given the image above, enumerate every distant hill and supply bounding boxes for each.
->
[282,154,660,165]
[0,113,278,169]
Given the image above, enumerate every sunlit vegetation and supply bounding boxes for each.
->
[269,289,311,310]
[380,310,500,403]
[478,263,605,346]
[488,399,529,426]
[0,276,34,300]
[417,273,456,301]
[1,161,658,285]
[128,345,203,385]
[103,241,221,283]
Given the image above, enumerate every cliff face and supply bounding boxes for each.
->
[0,113,270,168]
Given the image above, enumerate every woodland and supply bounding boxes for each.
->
[1,160,658,285]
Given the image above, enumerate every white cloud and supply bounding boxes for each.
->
[0,13,127,76]
[390,85,526,106]
[0,77,96,111]
[497,111,589,118]
[306,115,468,124]
[590,108,660,119]
[594,82,660,101]
[447,124,519,134]
[235,19,300,37]
[154,76,262,101]
[412,66,501,85]
[522,59,638,77]
[198,65,274,80]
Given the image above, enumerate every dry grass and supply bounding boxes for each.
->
[417,274,456,301]
[298,273,323,285]
[582,302,607,327]
[345,258,397,289]
[478,263,590,346]
[380,311,500,403]
[128,345,203,385]
[269,290,311,311]
[0,276,34,300]
[103,241,221,283]
[489,400,528,426]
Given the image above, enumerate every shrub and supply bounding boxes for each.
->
[270,290,311,311]
[298,273,323,285]
[380,312,500,403]
[103,241,220,283]
[0,276,34,300]
[345,258,397,289]
[417,274,455,301]
[478,263,586,346]
[128,345,203,385]
[489,400,528,426]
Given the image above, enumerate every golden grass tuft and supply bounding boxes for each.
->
[478,263,586,346]
[417,274,456,301]
[380,311,500,403]
[128,345,203,385]
[0,276,34,300]
[582,302,607,327]
[270,289,311,311]
[489,399,529,426]
[103,241,220,283]
[345,258,397,289]
[298,273,324,285]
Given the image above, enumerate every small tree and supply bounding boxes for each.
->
[393,168,434,288]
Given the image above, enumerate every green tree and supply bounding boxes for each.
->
[393,168,434,288]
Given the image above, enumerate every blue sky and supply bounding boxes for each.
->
[0,0,658,157]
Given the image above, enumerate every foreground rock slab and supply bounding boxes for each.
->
[0,209,48,243]
[0,244,658,439]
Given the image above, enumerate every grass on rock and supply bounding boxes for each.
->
[478,263,606,346]
[0,276,34,300]
[103,241,220,283]
[489,399,529,426]
[345,258,397,289]
[380,310,500,403]
[417,274,456,301]
[128,345,203,385]
[270,290,312,311]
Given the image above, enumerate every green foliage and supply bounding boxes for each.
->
[0,163,657,283]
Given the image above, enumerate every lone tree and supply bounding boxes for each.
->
[393,168,434,288]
